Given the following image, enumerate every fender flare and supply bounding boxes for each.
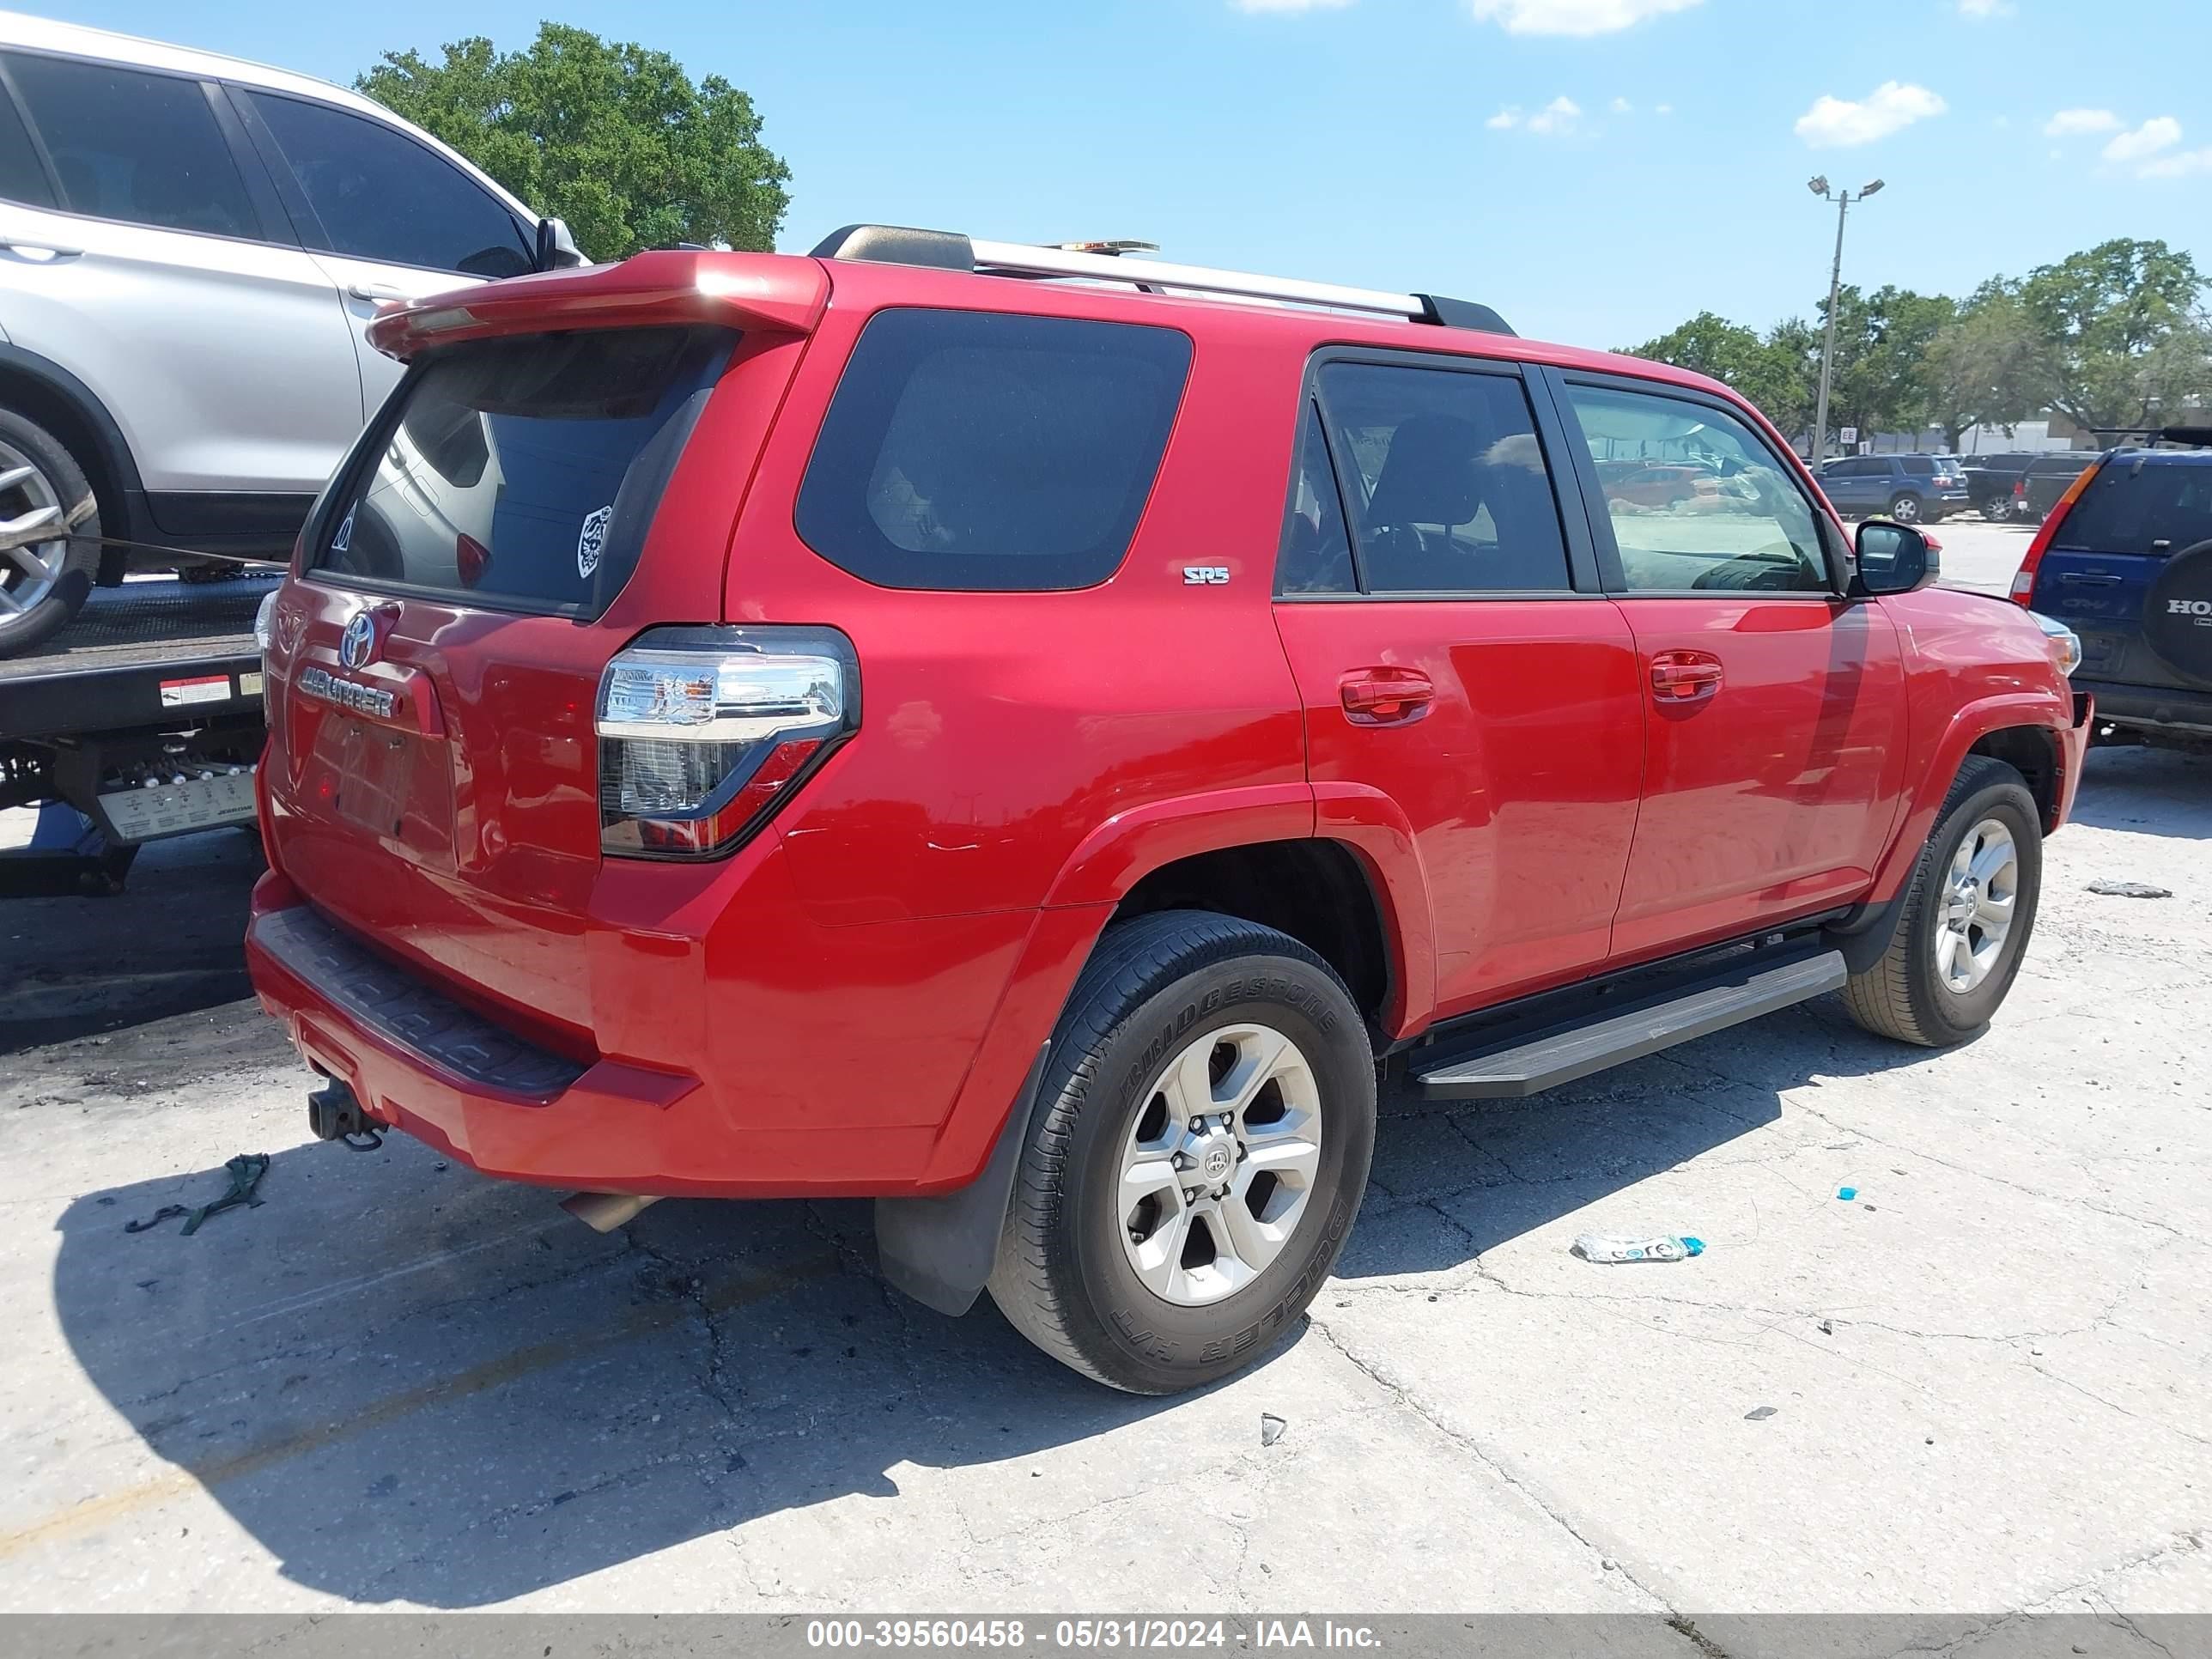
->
[874,781,1442,1317]
[1854,690,2071,913]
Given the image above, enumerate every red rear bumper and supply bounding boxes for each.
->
[244,847,1058,1198]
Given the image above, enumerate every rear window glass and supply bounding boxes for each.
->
[2053,460,2212,556]
[313,326,732,615]
[794,308,1193,591]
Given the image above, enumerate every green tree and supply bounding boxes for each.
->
[2017,238,2210,434]
[1817,284,1954,445]
[358,23,790,260]
[1625,312,1814,438]
[1921,288,2058,450]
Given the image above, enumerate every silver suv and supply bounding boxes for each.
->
[0,11,580,653]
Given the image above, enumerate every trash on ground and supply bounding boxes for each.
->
[2087,879,2172,899]
[125,1153,270,1236]
[1260,1413,1287,1447]
[1572,1232,1703,1264]
[1837,1186,1858,1200]
[1744,1406,1778,1421]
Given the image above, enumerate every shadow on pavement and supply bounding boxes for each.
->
[0,828,264,1051]
[2065,744,2212,842]
[46,995,1944,1607]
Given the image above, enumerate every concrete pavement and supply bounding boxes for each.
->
[0,749,2206,1631]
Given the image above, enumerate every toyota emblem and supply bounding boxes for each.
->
[339,612,377,671]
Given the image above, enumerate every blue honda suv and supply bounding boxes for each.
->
[2012,430,2212,743]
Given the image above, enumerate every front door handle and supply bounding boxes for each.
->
[347,282,407,302]
[1340,666,1434,725]
[1650,649,1723,703]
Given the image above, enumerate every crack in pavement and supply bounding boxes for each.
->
[1298,1312,1670,1614]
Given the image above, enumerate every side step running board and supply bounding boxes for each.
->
[1409,947,1847,1100]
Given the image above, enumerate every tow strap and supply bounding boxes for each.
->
[125,1153,271,1236]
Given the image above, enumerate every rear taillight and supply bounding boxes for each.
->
[2012,478,2026,499]
[595,625,858,860]
[456,533,489,588]
[2009,461,2100,605]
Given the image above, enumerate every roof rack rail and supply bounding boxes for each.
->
[808,224,1513,336]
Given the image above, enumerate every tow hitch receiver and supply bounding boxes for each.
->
[307,1079,383,1150]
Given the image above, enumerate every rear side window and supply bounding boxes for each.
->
[1279,400,1356,594]
[313,326,732,616]
[1900,456,1935,477]
[0,82,55,209]
[246,92,533,277]
[2053,461,2212,556]
[4,54,255,238]
[1316,361,1571,593]
[795,309,1193,591]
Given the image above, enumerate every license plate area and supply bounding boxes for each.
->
[308,716,456,862]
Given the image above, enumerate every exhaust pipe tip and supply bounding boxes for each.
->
[561,1191,662,1233]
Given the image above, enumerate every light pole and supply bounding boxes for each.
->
[1808,174,1883,467]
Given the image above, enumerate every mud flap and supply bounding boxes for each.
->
[872,1042,1049,1317]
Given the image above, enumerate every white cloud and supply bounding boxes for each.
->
[1526,95,1583,135]
[1655,102,1673,116]
[1486,107,1522,129]
[1230,0,1353,12]
[2044,107,2121,137]
[2138,146,2212,179]
[2104,116,2181,162]
[1468,0,1701,37]
[1794,82,1946,149]
[1958,0,2013,19]
[1609,96,1633,114]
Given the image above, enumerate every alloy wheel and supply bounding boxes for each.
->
[1117,1022,1323,1307]
[0,438,70,639]
[1933,817,2019,994]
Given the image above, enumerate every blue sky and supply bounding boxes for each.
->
[52,0,2212,348]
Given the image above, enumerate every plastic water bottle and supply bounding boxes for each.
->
[1572,1232,1704,1264]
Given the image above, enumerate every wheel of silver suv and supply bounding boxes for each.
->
[0,409,102,658]
[989,909,1376,1393]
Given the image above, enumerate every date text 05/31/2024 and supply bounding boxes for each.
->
[805,1620,1384,1650]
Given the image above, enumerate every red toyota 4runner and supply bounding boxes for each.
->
[247,226,2091,1393]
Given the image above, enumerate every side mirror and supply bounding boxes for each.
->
[533,216,586,272]
[1850,519,1939,596]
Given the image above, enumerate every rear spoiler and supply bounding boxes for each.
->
[365,251,830,362]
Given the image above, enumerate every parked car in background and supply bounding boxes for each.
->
[1817,453,1970,523]
[2012,430,2212,743]
[0,10,581,654]
[246,227,2087,1395]
[1960,451,2038,521]
[2021,452,2099,522]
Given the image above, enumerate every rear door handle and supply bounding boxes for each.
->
[0,237,82,259]
[1650,649,1723,703]
[2059,572,2121,586]
[1340,666,1434,725]
[347,282,407,302]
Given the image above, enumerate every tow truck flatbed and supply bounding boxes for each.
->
[2,576,276,896]
[0,575,275,738]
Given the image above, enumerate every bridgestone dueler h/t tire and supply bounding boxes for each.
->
[1841,756,2042,1048]
[988,910,1376,1394]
